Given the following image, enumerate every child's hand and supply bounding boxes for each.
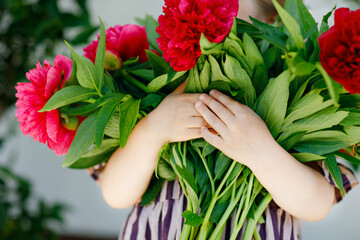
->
[146,81,207,144]
[195,89,276,167]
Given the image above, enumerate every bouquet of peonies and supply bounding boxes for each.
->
[15,0,360,239]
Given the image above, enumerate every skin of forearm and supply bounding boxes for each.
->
[98,116,165,209]
[247,140,335,222]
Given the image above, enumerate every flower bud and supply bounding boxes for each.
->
[104,50,122,71]
[60,113,79,131]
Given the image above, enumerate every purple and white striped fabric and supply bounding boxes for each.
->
[116,161,358,240]
[87,161,357,239]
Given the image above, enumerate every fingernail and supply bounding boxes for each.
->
[209,90,215,95]
[195,101,203,108]
[199,94,206,101]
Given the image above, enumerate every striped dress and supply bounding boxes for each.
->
[89,161,358,240]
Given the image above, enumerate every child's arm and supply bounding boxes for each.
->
[195,89,336,222]
[98,82,205,209]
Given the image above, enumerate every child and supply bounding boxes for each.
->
[88,0,358,239]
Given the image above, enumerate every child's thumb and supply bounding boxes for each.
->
[170,79,188,95]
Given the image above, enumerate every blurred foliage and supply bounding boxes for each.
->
[0,0,97,113]
[0,165,68,240]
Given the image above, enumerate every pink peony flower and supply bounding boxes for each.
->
[84,24,150,66]
[15,55,79,156]
[156,0,239,71]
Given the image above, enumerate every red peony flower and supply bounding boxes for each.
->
[319,8,360,94]
[84,24,150,67]
[15,55,80,156]
[156,0,239,71]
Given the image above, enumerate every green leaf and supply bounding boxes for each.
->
[320,6,336,34]
[144,15,161,52]
[210,202,229,223]
[283,90,334,129]
[278,131,307,151]
[141,178,165,206]
[203,142,216,157]
[65,41,100,91]
[104,111,120,138]
[294,62,316,76]
[340,112,360,126]
[95,98,121,149]
[284,0,317,38]
[243,33,265,71]
[272,0,305,50]
[186,66,202,93]
[214,152,232,180]
[94,18,105,94]
[208,55,233,85]
[204,81,245,102]
[293,131,350,155]
[223,54,256,107]
[63,113,97,167]
[119,99,141,148]
[278,107,348,143]
[255,70,292,138]
[344,126,360,144]
[156,158,177,180]
[68,152,112,169]
[200,34,223,55]
[82,138,119,158]
[128,69,155,82]
[200,60,211,90]
[248,17,288,50]
[324,154,344,196]
[182,210,204,227]
[147,72,187,93]
[252,66,269,97]
[140,94,164,109]
[175,165,198,193]
[146,50,170,77]
[289,78,310,107]
[291,153,326,163]
[335,151,360,165]
[40,86,98,112]
[316,63,339,105]
[103,72,116,93]
[60,95,118,116]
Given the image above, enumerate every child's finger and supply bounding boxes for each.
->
[200,126,223,148]
[199,94,234,125]
[195,101,227,135]
[209,89,243,114]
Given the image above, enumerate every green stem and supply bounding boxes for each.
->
[120,69,149,93]
[180,197,194,240]
[243,193,272,240]
[253,226,261,240]
[230,173,255,240]
[196,161,238,239]
[208,181,246,240]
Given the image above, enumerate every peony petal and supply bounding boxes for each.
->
[46,110,61,143]
[115,24,149,62]
[53,55,73,88]
[335,8,351,25]
[45,67,61,98]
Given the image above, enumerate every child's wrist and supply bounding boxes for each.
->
[141,113,168,147]
[246,139,285,173]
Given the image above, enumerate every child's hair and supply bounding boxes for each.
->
[256,0,286,17]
